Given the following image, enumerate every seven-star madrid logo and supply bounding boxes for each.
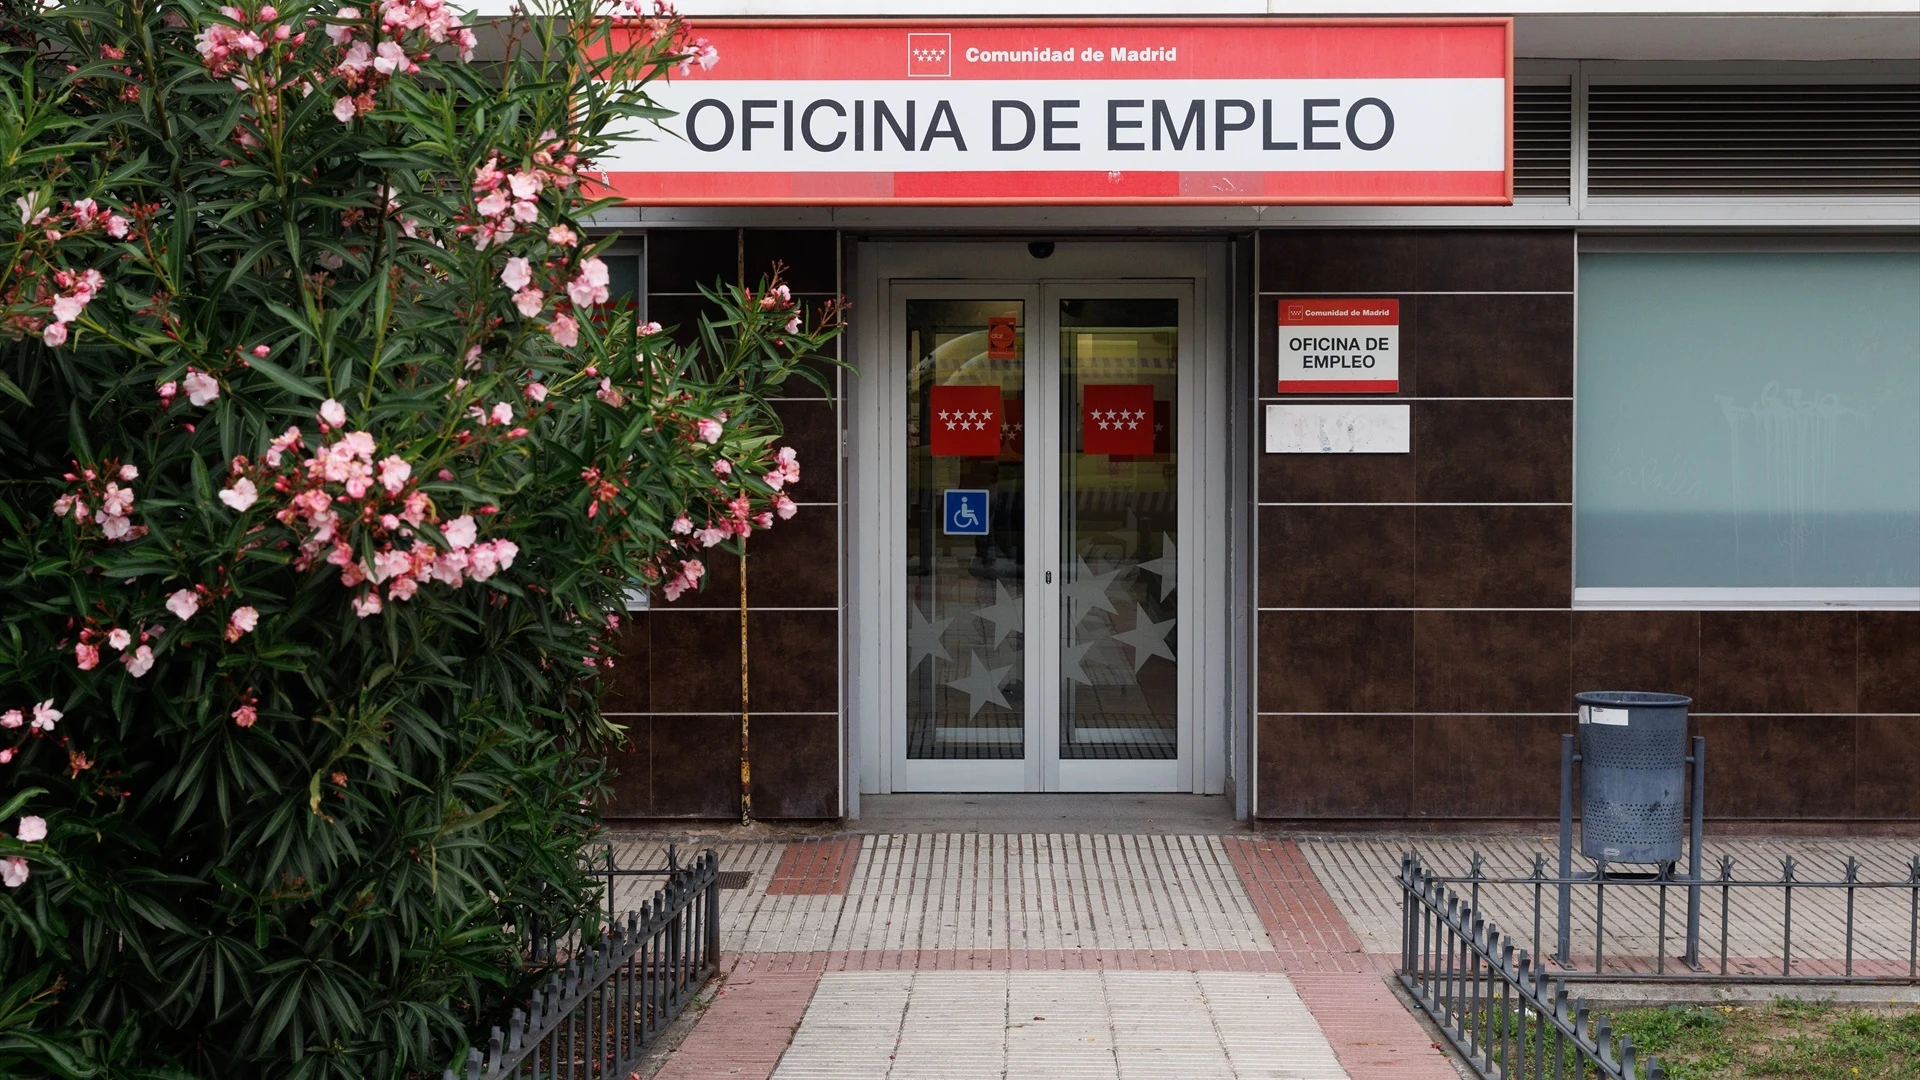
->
[908,33,952,77]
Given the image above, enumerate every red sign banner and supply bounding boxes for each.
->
[603,19,1513,206]
[929,384,1005,457]
[1278,298,1401,393]
[1082,384,1156,456]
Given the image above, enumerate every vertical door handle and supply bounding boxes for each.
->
[1045,571,1053,584]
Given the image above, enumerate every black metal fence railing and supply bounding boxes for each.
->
[446,848,722,1080]
[1400,853,1672,1080]
[1403,849,1920,984]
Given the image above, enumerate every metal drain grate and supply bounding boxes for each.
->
[715,870,752,890]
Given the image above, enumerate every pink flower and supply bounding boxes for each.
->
[525,382,548,403]
[227,606,259,641]
[512,287,545,317]
[475,189,510,219]
[332,96,357,123]
[775,493,797,519]
[183,369,218,406]
[266,425,302,467]
[510,200,538,224]
[428,550,467,587]
[489,402,512,425]
[107,628,131,651]
[1,857,26,889]
[711,458,733,478]
[388,575,419,601]
[30,701,60,731]
[42,321,68,347]
[166,589,199,620]
[786,315,802,334]
[547,224,577,246]
[638,321,662,336]
[100,483,133,517]
[74,643,99,670]
[596,378,624,407]
[0,749,12,764]
[763,470,786,491]
[401,490,430,526]
[319,398,346,427]
[123,645,154,677]
[15,816,45,843]
[0,710,19,730]
[507,170,543,200]
[219,476,258,512]
[547,313,579,348]
[119,464,138,480]
[377,455,411,494]
[467,542,500,581]
[371,547,412,583]
[754,511,774,529]
[776,446,800,484]
[106,214,130,239]
[566,257,610,307]
[671,515,693,535]
[157,380,177,404]
[100,514,131,541]
[351,592,383,618]
[232,704,258,727]
[373,39,406,75]
[694,524,727,548]
[500,256,532,291]
[490,538,518,570]
[442,515,477,549]
[252,344,271,358]
[694,417,723,444]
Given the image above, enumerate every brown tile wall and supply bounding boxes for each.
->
[1252,229,1920,822]
[599,229,843,820]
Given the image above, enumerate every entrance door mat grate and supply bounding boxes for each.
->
[715,870,753,890]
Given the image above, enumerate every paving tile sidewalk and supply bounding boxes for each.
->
[1303,835,1920,975]
[629,834,1456,1080]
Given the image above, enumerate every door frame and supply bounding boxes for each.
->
[849,240,1232,795]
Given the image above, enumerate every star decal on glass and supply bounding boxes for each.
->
[1060,638,1097,686]
[1112,606,1176,672]
[1063,556,1124,627]
[1137,535,1177,602]
[907,602,954,673]
[972,581,1024,647]
[945,651,1013,718]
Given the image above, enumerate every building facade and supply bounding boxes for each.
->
[575,3,1920,824]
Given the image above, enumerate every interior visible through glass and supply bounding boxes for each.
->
[905,300,1026,759]
[1058,299,1178,760]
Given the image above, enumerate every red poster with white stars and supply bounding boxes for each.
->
[1081,384,1155,456]
[929,384,1004,457]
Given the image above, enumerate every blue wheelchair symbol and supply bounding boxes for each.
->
[943,489,989,536]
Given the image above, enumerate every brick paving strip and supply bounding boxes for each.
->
[765,837,862,896]
[623,834,1459,1080]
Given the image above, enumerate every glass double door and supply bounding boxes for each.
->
[897,284,1190,792]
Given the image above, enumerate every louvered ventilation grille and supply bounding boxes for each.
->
[1587,84,1920,197]
[1514,83,1573,200]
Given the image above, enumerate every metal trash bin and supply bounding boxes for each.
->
[1575,690,1692,863]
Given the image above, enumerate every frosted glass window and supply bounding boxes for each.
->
[1576,252,1920,590]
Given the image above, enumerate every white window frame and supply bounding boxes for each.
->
[1571,234,1920,611]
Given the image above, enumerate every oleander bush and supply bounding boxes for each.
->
[0,0,839,1074]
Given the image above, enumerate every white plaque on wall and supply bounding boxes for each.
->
[1265,404,1411,454]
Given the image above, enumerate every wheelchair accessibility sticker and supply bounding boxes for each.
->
[943,489,989,536]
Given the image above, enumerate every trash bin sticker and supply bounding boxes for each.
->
[1579,705,1629,726]
[943,489,989,536]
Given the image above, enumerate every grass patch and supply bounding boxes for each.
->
[1608,1001,1920,1079]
